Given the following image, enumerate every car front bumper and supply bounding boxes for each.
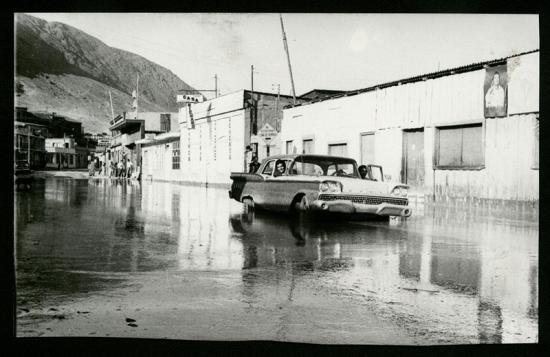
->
[310,199,412,217]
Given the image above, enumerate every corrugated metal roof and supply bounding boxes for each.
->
[289,49,539,108]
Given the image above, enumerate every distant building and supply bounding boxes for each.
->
[45,137,88,169]
[108,111,178,174]
[16,107,85,146]
[14,121,48,169]
[140,90,307,184]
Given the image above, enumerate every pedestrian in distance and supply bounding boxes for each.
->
[249,155,260,173]
[127,160,134,179]
[245,145,253,171]
[122,159,127,178]
[117,161,124,178]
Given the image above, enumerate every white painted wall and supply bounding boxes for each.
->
[281,52,539,201]
[176,90,247,185]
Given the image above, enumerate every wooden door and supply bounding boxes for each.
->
[403,130,425,187]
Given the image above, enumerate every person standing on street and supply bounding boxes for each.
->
[117,161,124,178]
[249,155,260,173]
[245,145,253,172]
[127,160,134,178]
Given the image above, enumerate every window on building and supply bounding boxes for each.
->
[533,116,539,169]
[161,114,171,132]
[286,140,293,154]
[435,124,484,169]
[172,141,180,169]
[302,139,314,154]
[69,155,73,165]
[328,143,347,157]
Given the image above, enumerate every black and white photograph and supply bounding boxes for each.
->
[13,13,539,346]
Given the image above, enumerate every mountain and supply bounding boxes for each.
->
[15,13,194,133]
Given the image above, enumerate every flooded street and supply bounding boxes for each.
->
[15,177,538,344]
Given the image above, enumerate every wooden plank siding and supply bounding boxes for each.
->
[281,52,539,203]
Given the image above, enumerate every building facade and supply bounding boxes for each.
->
[45,137,88,169]
[108,111,178,174]
[281,51,539,204]
[141,90,305,185]
[14,121,48,169]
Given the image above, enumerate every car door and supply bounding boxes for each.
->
[264,159,294,210]
[251,159,276,206]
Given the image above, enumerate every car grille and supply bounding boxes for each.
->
[318,194,408,206]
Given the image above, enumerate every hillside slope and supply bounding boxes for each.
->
[15,13,193,133]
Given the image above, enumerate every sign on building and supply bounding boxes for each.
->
[177,94,206,103]
[258,123,278,143]
[484,63,508,118]
[187,103,195,129]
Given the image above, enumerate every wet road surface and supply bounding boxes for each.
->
[15,177,538,344]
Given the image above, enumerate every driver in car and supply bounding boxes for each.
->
[358,165,368,179]
[273,160,286,177]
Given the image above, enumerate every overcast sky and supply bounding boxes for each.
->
[30,13,539,98]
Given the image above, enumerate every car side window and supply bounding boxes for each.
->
[262,160,275,175]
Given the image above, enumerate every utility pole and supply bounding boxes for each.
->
[136,74,139,119]
[280,14,296,104]
[251,65,254,94]
[214,74,218,98]
[272,84,281,131]
[250,65,256,135]
[108,90,115,119]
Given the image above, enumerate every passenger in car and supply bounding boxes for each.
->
[273,160,287,177]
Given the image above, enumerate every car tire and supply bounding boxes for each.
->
[295,195,309,212]
[243,198,254,213]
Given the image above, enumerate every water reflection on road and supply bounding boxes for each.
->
[16,178,538,343]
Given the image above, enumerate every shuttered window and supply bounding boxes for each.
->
[172,141,180,169]
[436,124,484,169]
[328,143,347,157]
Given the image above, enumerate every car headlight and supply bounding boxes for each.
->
[391,186,408,197]
[319,181,342,193]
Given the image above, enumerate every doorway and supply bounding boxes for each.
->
[402,129,425,187]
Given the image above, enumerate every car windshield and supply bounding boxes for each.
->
[289,156,359,178]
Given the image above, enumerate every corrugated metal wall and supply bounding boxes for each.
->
[281,52,539,202]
